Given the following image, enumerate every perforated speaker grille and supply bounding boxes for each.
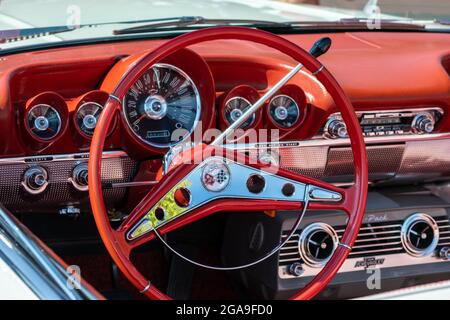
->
[0,155,138,209]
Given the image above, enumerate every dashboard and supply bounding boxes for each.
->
[0,32,448,210]
[0,30,449,299]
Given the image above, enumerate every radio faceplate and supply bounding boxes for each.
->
[323,108,444,139]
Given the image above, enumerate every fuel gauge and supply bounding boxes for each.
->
[75,102,103,137]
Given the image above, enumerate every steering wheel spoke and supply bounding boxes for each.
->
[119,146,348,251]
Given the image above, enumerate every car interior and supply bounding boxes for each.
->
[0,0,449,300]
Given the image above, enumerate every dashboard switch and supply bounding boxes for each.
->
[70,163,89,191]
[439,247,450,260]
[288,263,304,277]
[325,118,347,139]
[412,112,435,134]
[22,166,48,194]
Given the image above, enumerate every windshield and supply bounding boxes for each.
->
[0,0,449,50]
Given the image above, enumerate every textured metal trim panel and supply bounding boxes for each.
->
[0,156,138,208]
[247,146,328,179]
[398,139,450,176]
[324,144,405,177]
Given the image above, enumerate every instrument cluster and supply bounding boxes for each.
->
[219,83,308,141]
[22,90,116,149]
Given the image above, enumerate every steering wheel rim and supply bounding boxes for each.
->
[88,26,368,300]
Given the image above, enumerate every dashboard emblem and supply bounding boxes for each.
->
[354,257,385,269]
[201,158,230,192]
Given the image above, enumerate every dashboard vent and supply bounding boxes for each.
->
[279,215,450,266]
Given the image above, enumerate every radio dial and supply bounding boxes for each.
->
[327,119,347,138]
[413,113,435,134]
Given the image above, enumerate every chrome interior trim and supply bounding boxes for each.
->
[400,213,440,257]
[338,242,352,250]
[279,207,450,279]
[127,156,318,240]
[109,94,121,104]
[0,204,103,299]
[139,281,151,294]
[224,132,450,150]
[0,150,127,165]
[312,65,324,76]
[298,222,339,268]
[327,107,444,119]
[110,181,159,188]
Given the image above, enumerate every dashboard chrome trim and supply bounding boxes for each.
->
[0,150,128,165]
[122,63,202,149]
[127,155,318,241]
[224,132,450,150]
[312,65,324,76]
[0,204,103,299]
[401,213,440,257]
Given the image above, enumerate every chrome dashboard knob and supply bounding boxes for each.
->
[22,166,48,194]
[70,163,89,191]
[412,113,435,134]
[288,262,304,277]
[326,118,347,138]
[439,247,450,260]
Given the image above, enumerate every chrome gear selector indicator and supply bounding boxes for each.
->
[201,158,231,192]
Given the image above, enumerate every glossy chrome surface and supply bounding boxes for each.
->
[0,150,136,209]
[0,150,128,164]
[401,213,440,257]
[21,166,48,195]
[0,204,102,299]
[128,156,343,240]
[223,133,450,185]
[323,107,444,139]
[279,208,450,279]
[298,222,339,268]
[69,162,89,192]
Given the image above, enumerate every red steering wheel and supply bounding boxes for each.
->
[88,26,368,300]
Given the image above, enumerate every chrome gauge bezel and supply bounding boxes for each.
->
[223,96,256,129]
[26,104,62,141]
[122,63,202,149]
[75,101,103,137]
[268,94,300,129]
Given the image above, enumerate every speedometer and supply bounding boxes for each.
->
[123,63,201,148]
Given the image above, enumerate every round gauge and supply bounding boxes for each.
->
[75,102,103,137]
[26,104,62,140]
[269,95,299,128]
[123,63,201,148]
[224,97,255,129]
